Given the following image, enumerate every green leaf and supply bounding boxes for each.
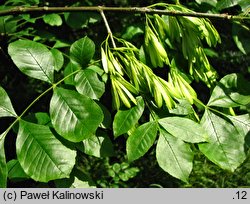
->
[7,159,28,180]
[50,87,103,142]
[226,114,250,137]
[158,117,207,143]
[0,15,17,34]
[122,25,144,40]
[70,36,95,68]
[232,22,250,55]
[8,39,54,83]
[43,14,62,26]
[195,0,217,7]
[82,131,114,158]
[169,99,193,115]
[126,121,158,162]
[113,97,145,137]
[65,11,100,29]
[35,112,51,126]
[199,110,246,172]
[208,73,250,108]
[156,129,193,183]
[75,68,105,99]
[16,120,76,182]
[51,49,64,72]
[55,169,95,188]
[0,134,7,187]
[0,86,17,118]
[64,62,80,85]
[217,0,246,10]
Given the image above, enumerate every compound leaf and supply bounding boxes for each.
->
[199,109,246,172]
[127,121,158,162]
[156,129,193,183]
[8,39,54,83]
[50,87,103,142]
[16,120,76,182]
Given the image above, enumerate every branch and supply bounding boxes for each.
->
[0,6,249,20]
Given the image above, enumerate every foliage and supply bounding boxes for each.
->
[0,0,249,187]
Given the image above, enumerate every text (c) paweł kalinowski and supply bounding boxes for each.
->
[20,190,104,200]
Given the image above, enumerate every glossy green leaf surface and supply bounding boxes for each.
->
[7,159,28,180]
[64,62,80,85]
[127,121,158,162]
[0,134,7,187]
[51,48,64,71]
[158,117,207,143]
[8,40,54,83]
[75,68,105,99]
[43,14,62,26]
[16,120,76,182]
[208,73,250,108]
[82,132,114,158]
[0,86,17,118]
[113,97,145,137]
[50,87,103,142]
[70,36,95,68]
[156,129,193,182]
[199,110,246,172]
[226,114,250,137]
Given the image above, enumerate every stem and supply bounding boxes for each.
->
[99,8,117,48]
[0,6,249,20]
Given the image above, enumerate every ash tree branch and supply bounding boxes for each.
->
[0,6,249,20]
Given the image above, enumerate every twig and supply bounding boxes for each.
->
[99,8,117,48]
[0,6,249,20]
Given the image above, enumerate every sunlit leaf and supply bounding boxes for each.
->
[51,49,64,71]
[156,129,193,182]
[0,86,17,118]
[64,62,80,85]
[199,110,246,172]
[208,73,250,108]
[70,36,95,68]
[113,97,144,137]
[43,14,62,26]
[7,159,28,180]
[127,121,158,162]
[55,169,96,188]
[8,39,54,83]
[227,114,250,136]
[82,131,114,158]
[159,117,207,143]
[50,87,103,142]
[16,120,76,182]
[75,68,105,99]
